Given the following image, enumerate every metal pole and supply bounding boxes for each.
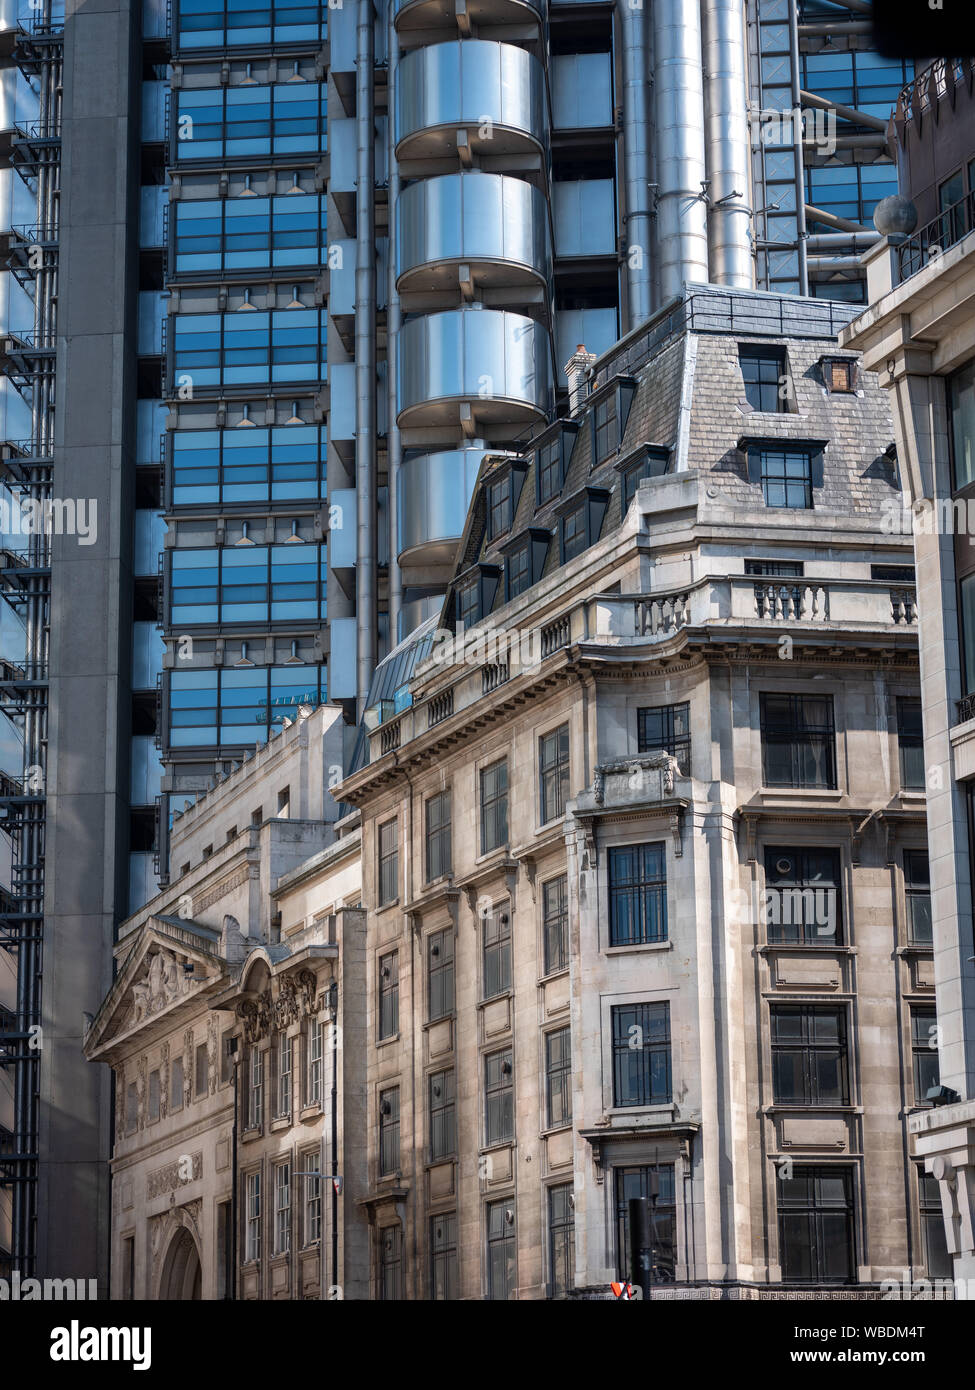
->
[354,0,377,712]
[628,1197,653,1301]
[230,1049,239,1299]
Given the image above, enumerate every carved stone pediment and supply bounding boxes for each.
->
[131,947,193,1026]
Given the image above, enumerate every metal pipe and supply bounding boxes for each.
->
[701,0,753,288]
[806,254,865,270]
[620,0,653,326]
[806,231,881,249]
[798,20,872,35]
[653,0,709,299]
[787,0,808,294]
[805,202,873,234]
[798,86,889,133]
[387,17,402,643]
[355,0,377,711]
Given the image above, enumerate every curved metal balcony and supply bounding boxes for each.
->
[397,308,552,429]
[396,172,552,295]
[394,0,544,34]
[395,41,546,163]
[397,447,497,570]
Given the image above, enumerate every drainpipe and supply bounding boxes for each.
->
[230,1047,239,1299]
[387,17,403,644]
[701,0,753,287]
[653,0,709,300]
[620,0,653,327]
[355,0,377,711]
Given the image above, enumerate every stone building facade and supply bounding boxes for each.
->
[84,704,367,1299]
[338,286,938,1298]
[841,62,975,1294]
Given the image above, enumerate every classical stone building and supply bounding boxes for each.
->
[338,284,938,1298]
[84,704,368,1299]
[841,60,975,1294]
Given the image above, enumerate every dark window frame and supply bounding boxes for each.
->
[611,1001,672,1108]
[542,874,569,976]
[770,1004,850,1107]
[425,788,452,883]
[545,1026,572,1129]
[739,343,789,413]
[484,1047,514,1146]
[608,843,667,947]
[760,692,837,790]
[427,927,455,1022]
[904,849,931,947]
[379,1085,400,1176]
[777,1165,855,1285]
[897,696,924,791]
[480,758,509,855]
[539,722,570,824]
[637,702,690,775]
[377,818,398,907]
[378,951,399,1041]
[764,846,843,947]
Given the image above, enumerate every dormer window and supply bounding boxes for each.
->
[485,461,528,542]
[556,487,610,563]
[590,378,637,467]
[741,436,827,511]
[618,445,670,510]
[453,564,502,630]
[501,528,550,601]
[486,474,511,542]
[536,423,579,506]
[739,344,788,413]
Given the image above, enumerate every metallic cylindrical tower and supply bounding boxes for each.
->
[653,0,710,299]
[701,0,754,287]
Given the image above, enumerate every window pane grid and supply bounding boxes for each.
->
[637,703,690,774]
[611,1002,671,1107]
[760,693,837,789]
[608,843,667,946]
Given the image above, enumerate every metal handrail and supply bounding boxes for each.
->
[896,190,975,284]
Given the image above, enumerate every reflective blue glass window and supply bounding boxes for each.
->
[176,0,324,49]
[172,310,326,391]
[169,669,219,747]
[171,548,219,624]
[168,666,326,749]
[168,543,327,625]
[172,425,326,505]
[175,195,326,274]
[175,84,326,161]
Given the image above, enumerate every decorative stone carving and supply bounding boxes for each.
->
[183,1028,194,1108]
[237,969,319,1043]
[206,1016,218,1095]
[160,1042,170,1119]
[136,1056,147,1131]
[131,947,192,1023]
[193,867,248,914]
[114,1067,125,1143]
[146,1151,203,1201]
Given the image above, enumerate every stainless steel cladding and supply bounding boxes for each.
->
[653,0,710,299]
[619,0,654,326]
[702,0,753,287]
[397,309,553,428]
[395,40,547,159]
[393,0,544,30]
[396,172,553,292]
[397,449,496,566]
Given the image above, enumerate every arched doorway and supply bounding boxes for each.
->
[159,1226,202,1300]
